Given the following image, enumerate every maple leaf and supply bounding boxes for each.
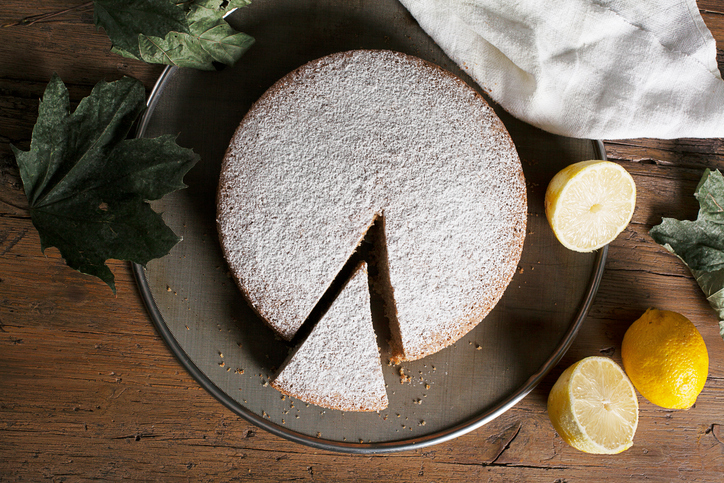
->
[94,0,254,70]
[650,169,724,337]
[11,74,199,293]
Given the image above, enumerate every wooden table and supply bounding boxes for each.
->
[2,1,724,481]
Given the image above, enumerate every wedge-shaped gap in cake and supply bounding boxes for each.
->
[289,214,379,347]
[271,262,389,411]
[291,213,403,366]
[365,214,403,364]
[287,213,409,369]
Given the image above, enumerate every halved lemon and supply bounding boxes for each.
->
[545,160,636,252]
[547,356,639,454]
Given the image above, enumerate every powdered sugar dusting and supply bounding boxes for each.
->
[271,263,388,411]
[217,50,527,360]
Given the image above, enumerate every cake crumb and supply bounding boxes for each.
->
[399,367,411,384]
[218,362,225,368]
[419,420,426,426]
[475,344,482,350]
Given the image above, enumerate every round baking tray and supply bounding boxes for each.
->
[132,0,608,454]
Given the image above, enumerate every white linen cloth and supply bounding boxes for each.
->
[399,0,724,139]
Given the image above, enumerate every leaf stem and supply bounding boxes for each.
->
[3,1,94,28]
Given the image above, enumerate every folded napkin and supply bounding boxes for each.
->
[400,0,724,139]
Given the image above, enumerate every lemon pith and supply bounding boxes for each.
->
[545,160,636,252]
[621,308,708,409]
[548,356,638,454]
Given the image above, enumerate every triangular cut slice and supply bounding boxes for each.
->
[271,262,388,411]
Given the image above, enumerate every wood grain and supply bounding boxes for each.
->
[2,1,724,481]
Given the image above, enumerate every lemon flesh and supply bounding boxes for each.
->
[548,356,639,454]
[622,308,708,409]
[545,160,636,252]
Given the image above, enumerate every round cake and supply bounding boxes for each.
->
[217,50,527,363]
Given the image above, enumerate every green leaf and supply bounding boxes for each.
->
[137,27,254,70]
[94,0,189,59]
[689,267,724,338]
[11,74,199,293]
[650,169,724,337]
[94,0,254,70]
[650,169,724,272]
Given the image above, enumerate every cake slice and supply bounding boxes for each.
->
[271,262,388,411]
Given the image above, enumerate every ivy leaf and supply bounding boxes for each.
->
[11,74,199,293]
[94,0,254,70]
[650,169,724,271]
[650,169,724,337]
[690,268,724,338]
[94,0,189,59]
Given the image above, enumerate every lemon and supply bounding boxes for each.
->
[621,308,708,409]
[545,160,636,252]
[547,356,638,454]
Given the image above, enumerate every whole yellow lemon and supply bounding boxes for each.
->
[621,308,708,409]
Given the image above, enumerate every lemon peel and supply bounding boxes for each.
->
[622,308,708,409]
